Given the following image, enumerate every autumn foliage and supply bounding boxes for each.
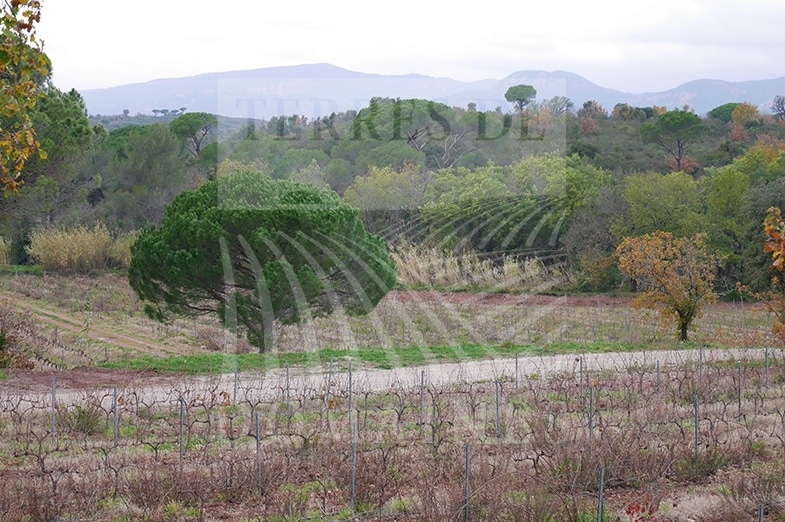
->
[616,232,717,341]
[761,207,785,341]
[0,0,50,193]
[763,207,785,270]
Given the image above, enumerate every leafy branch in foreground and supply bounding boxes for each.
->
[758,206,785,342]
[0,0,51,193]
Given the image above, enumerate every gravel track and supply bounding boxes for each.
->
[1,346,772,407]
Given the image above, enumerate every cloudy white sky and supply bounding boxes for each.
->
[38,0,785,94]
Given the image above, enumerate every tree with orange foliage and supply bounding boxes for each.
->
[731,102,760,126]
[0,0,51,194]
[616,232,717,342]
[729,102,760,142]
[580,117,599,135]
[758,207,785,341]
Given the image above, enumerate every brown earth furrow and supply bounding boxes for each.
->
[0,294,195,359]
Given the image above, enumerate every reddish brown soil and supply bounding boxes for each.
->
[1,367,171,393]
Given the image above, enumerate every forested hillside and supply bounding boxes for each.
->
[8,83,785,302]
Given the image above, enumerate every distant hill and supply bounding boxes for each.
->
[79,63,785,118]
[624,77,785,113]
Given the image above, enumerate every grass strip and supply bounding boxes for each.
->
[99,341,640,375]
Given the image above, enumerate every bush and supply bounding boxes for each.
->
[25,224,138,273]
[56,402,105,435]
[27,224,112,273]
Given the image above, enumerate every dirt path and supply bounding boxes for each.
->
[1,346,774,407]
[0,294,197,363]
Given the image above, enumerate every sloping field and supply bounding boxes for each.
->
[0,271,778,390]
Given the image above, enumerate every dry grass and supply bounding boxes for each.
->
[25,223,138,273]
[390,241,565,292]
[27,223,113,273]
[0,303,35,369]
[0,271,143,316]
[0,236,10,266]
[274,294,779,354]
[108,229,140,268]
[0,273,202,366]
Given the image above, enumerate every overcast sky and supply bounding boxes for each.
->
[37,0,785,94]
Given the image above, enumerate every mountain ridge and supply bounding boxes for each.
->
[79,63,785,118]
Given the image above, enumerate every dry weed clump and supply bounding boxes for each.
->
[712,464,785,517]
[0,236,10,266]
[27,223,113,273]
[390,240,562,292]
[25,224,139,273]
[108,229,139,269]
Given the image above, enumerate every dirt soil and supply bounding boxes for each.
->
[0,294,196,357]
[1,367,173,394]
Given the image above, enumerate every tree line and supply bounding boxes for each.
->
[5,81,785,284]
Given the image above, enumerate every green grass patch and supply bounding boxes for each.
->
[100,341,646,375]
[0,264,44,276]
